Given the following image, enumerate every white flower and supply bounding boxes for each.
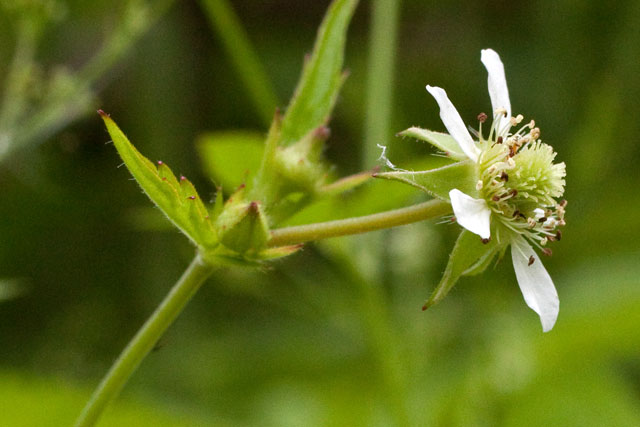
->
[426,49,564,332]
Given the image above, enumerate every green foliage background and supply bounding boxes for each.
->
[1,0,639,425]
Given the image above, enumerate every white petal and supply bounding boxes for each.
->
[449,189,491,239]
[426,85,479,162]
[510,237,559,332]
[480,49,511,136]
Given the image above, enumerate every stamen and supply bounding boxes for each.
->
[530,128,540,140]
[510,114,524,126]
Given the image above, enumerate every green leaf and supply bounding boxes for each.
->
[423,229,500,310]
[196,131,265,191]
[279,0,359,146]
[101,112,217,249]
[399,127,468,160]
[375,160,479,200]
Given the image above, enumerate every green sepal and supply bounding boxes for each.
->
[423,229,501,310]
[375,160,479,200]
[257,244,304,260]
[399,127,467,160]
[274,126,331,193]
[279,0,359,147]
[215,190,270,254]
[100,111,217,249]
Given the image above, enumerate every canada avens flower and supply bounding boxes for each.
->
[379,49,566,332]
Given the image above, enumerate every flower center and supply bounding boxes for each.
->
[475,112,566,249]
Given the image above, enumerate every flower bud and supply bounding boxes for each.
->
[216,194,270,255]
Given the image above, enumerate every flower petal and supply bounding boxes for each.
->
[449,189,491,239]
[480,49,511,135]
[426,85,479,162]
[510,237,559,332]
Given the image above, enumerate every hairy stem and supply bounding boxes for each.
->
[268,199,451,247]
[74,255,214,427]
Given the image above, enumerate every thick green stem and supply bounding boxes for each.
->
[268,199,451,247]
[74,255,214,427]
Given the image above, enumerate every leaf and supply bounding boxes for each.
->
[423,229,500,310]
[279,0,359,146]
[399,127,468,160]
[375,160,479,201]
[100,111,217,249]
[196,131,265,191]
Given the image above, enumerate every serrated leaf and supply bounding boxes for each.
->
[423,229,500,310]
[399,127,468,160]
[375,160,479,200]
[279,0,358,146]
[196,131,265,191]
[101,112,217,248]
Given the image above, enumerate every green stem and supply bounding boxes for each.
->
[199,0,279,127]
[74,255,215,427]
[363,0,401,167]
[268,199,451,247]
[361,3,406,422]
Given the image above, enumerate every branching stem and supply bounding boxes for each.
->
[268,199,451,247]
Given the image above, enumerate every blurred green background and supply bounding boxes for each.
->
[1,0,639,425]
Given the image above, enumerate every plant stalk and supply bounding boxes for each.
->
[74,254,214,427]
[268,199,450,247]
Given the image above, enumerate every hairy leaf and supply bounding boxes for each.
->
[279,0,359,146]
[101,111,217,248]
[375,160,479,201]
[399,127,467,160]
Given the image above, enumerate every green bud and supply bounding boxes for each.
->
[216,191,270,254]
[273,125,330,193]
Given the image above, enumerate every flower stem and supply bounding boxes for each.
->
[74,254,215,427]
[268,199,451,247]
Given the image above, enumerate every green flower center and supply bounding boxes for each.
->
[476,114,566,249]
